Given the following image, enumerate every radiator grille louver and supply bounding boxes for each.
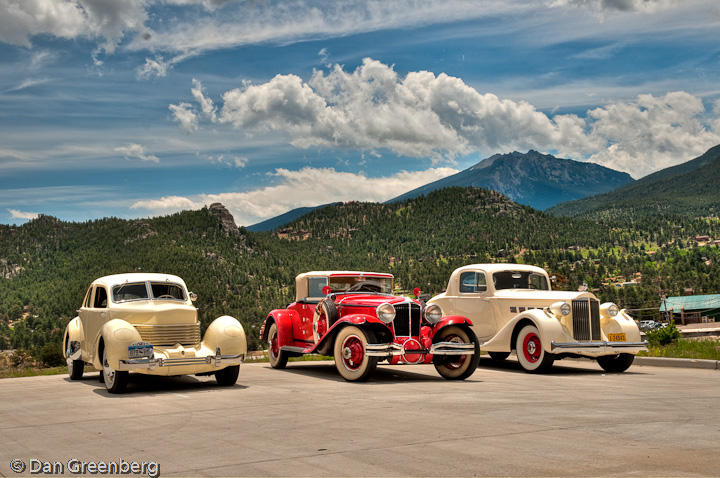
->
[572,299,602,341]
[133,323,201,346]
[393,303,421,337]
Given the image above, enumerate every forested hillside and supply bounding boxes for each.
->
[549,144,720,219]
[2,188,720,357]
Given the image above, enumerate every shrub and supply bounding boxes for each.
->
[646,320,681,346]
[35,342,65,367]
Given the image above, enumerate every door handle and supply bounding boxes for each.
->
[100,312,107,318]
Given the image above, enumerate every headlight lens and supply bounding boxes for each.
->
[600,302,620,317]
[550,301,571,317]
[376,303,396,323]
[424,304,443,324]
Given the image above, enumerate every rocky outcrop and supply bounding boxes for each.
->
[208,203,239,235]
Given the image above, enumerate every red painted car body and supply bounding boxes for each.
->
[261,271,480,381]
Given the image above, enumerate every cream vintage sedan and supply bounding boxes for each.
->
[63,273,247,393]
[428,264,647,373]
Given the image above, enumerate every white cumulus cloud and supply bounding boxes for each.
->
[168,102,198,132]
[172,58,720,177]
[8,208,39,220]
[114,143,160,163]
[0,0,148,54]
[130,166,458,225]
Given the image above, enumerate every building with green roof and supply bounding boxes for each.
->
[659,294,720,324]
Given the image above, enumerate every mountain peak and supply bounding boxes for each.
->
[391,150,633,210]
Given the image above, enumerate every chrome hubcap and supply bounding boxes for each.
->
[527,341,536,355]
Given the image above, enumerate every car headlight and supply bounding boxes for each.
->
[424,304,443,324]
[600,302,620,317]
[550,301,571,317]
[376,303,396,323]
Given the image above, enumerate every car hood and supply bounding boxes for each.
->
[489,289,596,302]
[334,293,418,308]
[110,301,198,325]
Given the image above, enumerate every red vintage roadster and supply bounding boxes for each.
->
[260,271,480,381]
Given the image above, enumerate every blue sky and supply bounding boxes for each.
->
[1,0,719,226]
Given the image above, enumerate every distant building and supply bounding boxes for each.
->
[695,235,711,243]
[660,294,720,325]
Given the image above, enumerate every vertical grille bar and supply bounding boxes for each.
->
[572,299,590,341]
[590,300,601,340]
[392,303,421,337]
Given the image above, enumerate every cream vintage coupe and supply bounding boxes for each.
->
[63,273,247,393]
[428,264,647,373]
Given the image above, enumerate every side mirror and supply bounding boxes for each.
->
[322,286,331,295]
[189,292,198,302]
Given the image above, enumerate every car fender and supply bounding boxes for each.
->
[63,316,83,361]
[430,315,474,341]
[261,309,298,348]
[203,315,247,357]
[315,313,392,354]
[601,310,643,342]
[481,309,564,353]
[97,319,143,370]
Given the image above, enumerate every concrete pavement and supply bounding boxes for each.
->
[1,358,719,477]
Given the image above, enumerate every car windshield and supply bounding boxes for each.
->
[493,271,549,291]
[112,282,149,302]
[308,276,393,297]
[150,282,186,301]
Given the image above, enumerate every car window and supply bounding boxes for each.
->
[493,271,550,290]
[150,283,186,301]
[307,277,329,298]
[82,287,92,307]
[459,272,487,293]
[113,282,149,302]
[93,286,108,308]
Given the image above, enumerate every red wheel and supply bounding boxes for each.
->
[333,326,377,381]
[433,326,480,380]
[515,324,554,373]
[268,322,288,369]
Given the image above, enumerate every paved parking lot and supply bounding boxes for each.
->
[1,358,719,477]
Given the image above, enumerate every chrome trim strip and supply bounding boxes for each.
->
[430,341,476,355]
[551,340,648,351]
[364,341,476,356]
[280,345,307,354]
[365,343,404,356]
[117,352,244,370]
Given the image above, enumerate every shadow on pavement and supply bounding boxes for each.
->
[268,361,482,383]
[478,356,648,375]
[63,371,248,396]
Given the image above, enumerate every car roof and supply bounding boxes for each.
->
[453,263,548,274]
[92,273,187,288]
[295,271,394,280]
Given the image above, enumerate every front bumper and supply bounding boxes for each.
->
[365,341,476,357]
[551,340,648,354]
[118,347,244,371]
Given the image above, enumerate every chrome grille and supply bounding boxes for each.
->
[393,303,421,337]
[133,323,201,346]
[572,299,602,341]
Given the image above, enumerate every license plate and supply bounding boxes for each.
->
[608,333,626,342]
[128,341,153,359]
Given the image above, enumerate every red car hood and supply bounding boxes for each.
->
[333,293,418,308]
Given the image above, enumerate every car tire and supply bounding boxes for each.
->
[215,365,240,386]
[333,326,378,382]
[597,353,634,373]
[102,347,128,394]
[313,299,338,341]
[515,324,554,373]
[433,326,480,380]
[68,359,84,380]
[268,322,288,369]
[489,351,510,362]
